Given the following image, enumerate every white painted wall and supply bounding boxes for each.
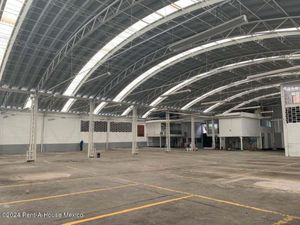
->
[219,118,242,137]
[0,111,146,147]
[280,83,300,156]
[44,114,81,144]
[219,113,260,137]
[241,118,261,137]
[0,112,41,144]
[285,123,300,156]
[146,122,161,137]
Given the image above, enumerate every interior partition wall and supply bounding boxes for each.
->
[281,82,300,156]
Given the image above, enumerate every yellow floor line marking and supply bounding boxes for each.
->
[273,215,296,225]
[62,195,194,225]
[143,183,288,216]
[0,183,137,206]
[114,177,300,219]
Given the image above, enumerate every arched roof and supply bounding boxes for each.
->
[1,0,300,117]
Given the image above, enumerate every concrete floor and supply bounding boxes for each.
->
[0,149,300,225]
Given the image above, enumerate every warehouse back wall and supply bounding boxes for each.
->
[0,111,147,154]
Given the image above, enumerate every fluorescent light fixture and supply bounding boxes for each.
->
[247,65,300,80]
[148,54,300,109]
[161,88,191,97]
[201,100,224,105]
[261,111,273,113]
[144,72,292,118]
[204,84,280,113]
[113,27,300,106]
[60,0,221,111]
[231,106,261,111]
[181,66,300,110]
[223,93,280,114]
[144,71,299,118]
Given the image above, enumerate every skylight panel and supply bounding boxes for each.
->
[157,5,178,17]
[174,0,199,8]
[116,28,300,110]
[118,29,135,39]
[142,108,156,118]
[2,0,24,24]
[94,102,108,114]
[121,105,134,116]
[61,98,76,112]
[24,97,32,109]
[142,13,162,24]
[129,20,148,32]
[0,23,14,60]
[59,0,226,112]
[1,0,25,81]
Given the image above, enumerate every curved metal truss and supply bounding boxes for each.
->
[37,0,140,90]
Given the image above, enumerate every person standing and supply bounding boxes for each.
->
[79,140,84,151]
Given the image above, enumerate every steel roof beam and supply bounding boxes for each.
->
[170,15,248,52]
[37,0,140,90]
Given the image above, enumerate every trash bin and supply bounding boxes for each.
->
[97,152,101,158]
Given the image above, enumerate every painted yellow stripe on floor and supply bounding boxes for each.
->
[143,183,283,215]
[0,183,137,206]
[273,215,297,225]
[118,180,300,219]
[62,195,194,225]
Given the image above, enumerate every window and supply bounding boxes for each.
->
[110,122,132,132]
[94,121,107,132]
[137,125,144,137]
[81,120,108,132]
[286,106,300,123]
[171,123,182,135]
[260,119,272,128]
[80,121,89,132]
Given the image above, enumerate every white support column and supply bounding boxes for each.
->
[219,137,224,150]
[257,134,263,149]
[166,112,171,152]
[280,85,289,156]
[105,118,110,151]
[27,94,38,162]
[211,118,216,149]
[132,106,138,155]
[191,115,196,150]
[88,100,95,158]
[240,136,244,151]
[40,112,45,153]
[159,133,162,148]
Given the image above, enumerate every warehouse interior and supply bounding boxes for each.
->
[0,0,300,224]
